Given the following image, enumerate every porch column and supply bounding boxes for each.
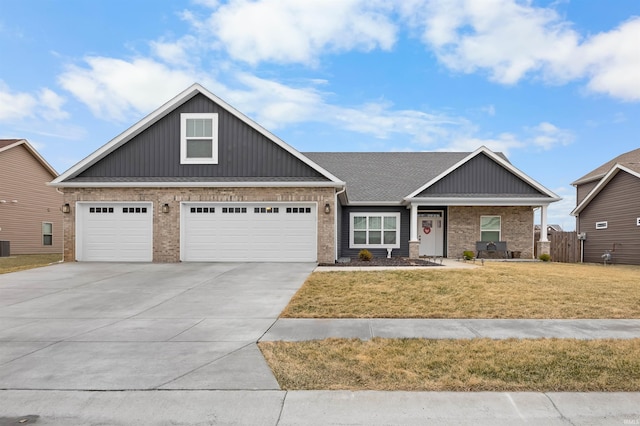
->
[410,203,418,241]
[536,204,551,259]
[539,205,549,242]
[409,203,419,259]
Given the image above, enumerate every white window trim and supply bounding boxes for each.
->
[42,221,53,246]
[349,212,401,249]
[480,215,501,241]
[596,221,608,230]
[180,113,219,164]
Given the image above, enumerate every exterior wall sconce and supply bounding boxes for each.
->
[61,203,71,213]
[324,203,331,214]
[162,203,170,213]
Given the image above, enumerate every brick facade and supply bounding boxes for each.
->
[62,186,336,263]
[447,206,535,259]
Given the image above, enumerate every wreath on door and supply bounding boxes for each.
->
[423,226,431,235]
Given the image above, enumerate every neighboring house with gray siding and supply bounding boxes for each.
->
[0,139,62,255]
[51,83,560,263]
[571,148,640,265]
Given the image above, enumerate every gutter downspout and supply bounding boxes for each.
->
[334,186,346,262]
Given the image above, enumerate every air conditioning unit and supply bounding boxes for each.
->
[577,232,587,240]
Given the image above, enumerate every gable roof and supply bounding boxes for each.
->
[0,139,58,177]
[307,146,560,205]
[572,147,640,186]
[52,83,344,187]
[571,163,640,216]
[304,151,468,203]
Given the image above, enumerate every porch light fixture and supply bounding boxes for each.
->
[324,203,331,214]
[162,203,170,213]
[61,203,71,213]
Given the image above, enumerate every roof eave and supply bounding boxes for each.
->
[571,164,640,216]
[49,180,346,189]
[405,196,561,206]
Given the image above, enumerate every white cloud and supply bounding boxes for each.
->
[150,35,198,65]
[38,88,69,121]
[401,0,640,101]
[0,83,37,121]
[0,82,68,122]
[58,57,202,121]
[578,18,640,101]
[403,0,579,84]
[442,133,524,155]
[528,122,574,150]
[200,0,397,65]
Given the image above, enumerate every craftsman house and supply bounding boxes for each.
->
[0,139,62,255]
[51,84,560,263]
[571,148,640,265]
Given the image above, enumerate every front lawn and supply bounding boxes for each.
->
[282,262,640,319]
[259,338,640,391]
[0,254,62,274]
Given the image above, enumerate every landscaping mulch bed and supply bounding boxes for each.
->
[319,257,441,267]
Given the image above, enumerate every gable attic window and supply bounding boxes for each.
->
[181,113,218,164]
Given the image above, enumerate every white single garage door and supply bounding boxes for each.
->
[77,202,153,262]
[181,202,317,262]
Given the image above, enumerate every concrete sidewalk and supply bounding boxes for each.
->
[1,390,639,425]
[263,318,640,341]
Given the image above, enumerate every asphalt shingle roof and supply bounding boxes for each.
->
[572,147,640,185]
[305,152,470,202]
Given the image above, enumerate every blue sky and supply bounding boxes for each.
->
[2,0,640,230]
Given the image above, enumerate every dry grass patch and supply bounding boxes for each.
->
[282,262,640,318]
[259,338,640,391]
[0,254,62,274]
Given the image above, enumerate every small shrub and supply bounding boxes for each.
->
[358,249,373,261]
[539,253,551,262]
[462,250,474,261]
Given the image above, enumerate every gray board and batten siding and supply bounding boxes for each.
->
[72,93,328,181]
[416,153,545,198]
[578,170,640,265]
[339,205,414,259]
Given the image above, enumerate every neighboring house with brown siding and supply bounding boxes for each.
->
[571,148,640,265]
[50,83,560,263]
[0,139,63,255]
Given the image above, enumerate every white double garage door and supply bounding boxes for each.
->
[77,202,317,262]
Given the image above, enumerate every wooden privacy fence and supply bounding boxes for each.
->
[534,231,580,263]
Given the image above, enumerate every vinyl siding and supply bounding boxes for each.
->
[76,94,327,180]
[576,180,599,205]
[339,206,410,259]
[417,153,544,197]
[578,171,640,265]
[0,145,63,254]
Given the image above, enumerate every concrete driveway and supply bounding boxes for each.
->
[0,261,315,391]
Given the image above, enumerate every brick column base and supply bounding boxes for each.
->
[536,241,551,258]
[409,241,419,259]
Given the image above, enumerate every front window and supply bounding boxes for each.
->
[180,113,218,164]
[42,222,53,246]
[480,216,501,241]
[350,213,400,248]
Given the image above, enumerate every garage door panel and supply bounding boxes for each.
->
[182,203,317,262]
[78,203,153,262]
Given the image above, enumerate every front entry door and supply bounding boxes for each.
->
[418,212,444,256]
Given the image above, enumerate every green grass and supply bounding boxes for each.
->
[282,262,640,319]
[0,254,63,274]
[259,338,640,391]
